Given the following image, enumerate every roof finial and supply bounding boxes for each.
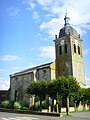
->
[64,11,70,26]
[66,9,67,15]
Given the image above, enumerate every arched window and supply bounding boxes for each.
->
[59,46,62,55]
[65,44,67,53]
[74,44,76,53]
[78,46,80,55]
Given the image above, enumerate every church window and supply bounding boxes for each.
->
[59,46,62,55]
[74,44,76,53]
[65,44,67,53]
[78,46,80,55]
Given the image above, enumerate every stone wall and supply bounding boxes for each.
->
[37,67,51,80]
[10,72,34,103]
[10,64,54,104]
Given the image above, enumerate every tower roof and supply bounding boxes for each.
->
[59,13,78,38]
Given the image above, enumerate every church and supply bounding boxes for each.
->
[9,13,86,105]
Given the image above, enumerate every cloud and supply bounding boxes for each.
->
[38,0,90,36]
[83,49,90,55]
[85,76,90,88]
[37,0,53,6]
[38,46,55,59]
[0,78,10,90]
[7,7,20,16]
[40,18,62,37]
[22,0,36,11]
[22,0,90,37]
[32,11,39,20]
[0,55,21,61]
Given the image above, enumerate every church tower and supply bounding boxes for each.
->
[54,13,86,88]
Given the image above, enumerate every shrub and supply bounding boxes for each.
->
[1,100,9,108]
[13,101,21,109]
[21,107,28,110]
[35,100,48,110]
[35,101,40,110]
[0,100,29,110]
[20,101,29,110]
[7,101,14,109]
[21,101,28,108]
[42,100,48,109]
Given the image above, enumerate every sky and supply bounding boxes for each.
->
[0,0,90,90]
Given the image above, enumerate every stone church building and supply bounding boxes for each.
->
[9,14,86,105]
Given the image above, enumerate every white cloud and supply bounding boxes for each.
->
[32,11,39,19]
[38,46,55,59]
[7,7,20,16]
[0,78,10,90]
[22,0,36,11]
[40,18,62,37]
[37,0,53,6]
[22,0,90,37]
[83,49,90,55]
[85,76,90,88]
[0,55,21,61]
[38,0,90,37]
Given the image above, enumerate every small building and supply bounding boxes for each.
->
[9,13,86,106]
[0,90,8,104]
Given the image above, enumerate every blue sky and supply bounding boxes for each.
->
[0,0,90,90]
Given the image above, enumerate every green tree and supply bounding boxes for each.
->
[86,88,90,106]
[47,80,57,112]
[57,76,80,115]
[27,76,80,114]
[26,80,47,111]
[71,87,90,111]
[79,88,90,110]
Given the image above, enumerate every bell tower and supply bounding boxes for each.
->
[54,13,86,88]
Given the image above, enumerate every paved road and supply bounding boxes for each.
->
[0,112,90,120]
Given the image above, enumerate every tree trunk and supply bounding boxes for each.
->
[40,96,42,112]
[56,103,59,113]
[59,99,62,113]
[66,96,69,115]
[51,96,54,112]
[75,101,77,112]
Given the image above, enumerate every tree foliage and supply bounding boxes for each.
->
[26,76,90,113]
[26,80,47,111]
[27,80,47,96]
[79,88,90,105]
[86,88,90,105]
[55,76,80,115]
[56,76,80,97]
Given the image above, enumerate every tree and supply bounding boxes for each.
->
[79,88,90,110]
[57,76,80,115]
[86,88,90,106]
[47,80,57,112]
[71,87,90,111]
[26,80,47,111]
[26,76,80,114]
[85,88,90,110]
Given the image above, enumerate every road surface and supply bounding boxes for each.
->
[0,112,90,120]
